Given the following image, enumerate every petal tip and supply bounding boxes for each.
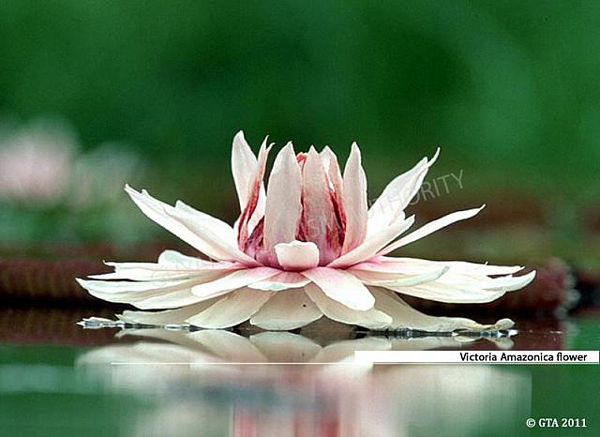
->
[428,147,441,165]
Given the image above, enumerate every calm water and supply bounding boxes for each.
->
[0,307,598,437]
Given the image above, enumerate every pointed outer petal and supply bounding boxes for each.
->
[77,275,231,309]
[77,277,195,295]
[186,287,274,329]
[349,265,450,287]
[437,270,537,292]
[236,140,271,247]
[157,250,226,268]
[302,267,375,311]
[371,287,508,331]
[247,271,310,291]
[190,267,280,299]
[299,148,340,264]
[174,200,237,244]
[378,205,485,256]
[249,332,322,363]
[170,200,260,265]
[328,216,415,269]
[311,337,391,363]
[304,283,390,329]
[367,149,439,238]
[117,297,222,325]
[125,185,259,266]
[380,279,506,304]
[130,288,217,309]
[189,330,267,362]
[341,143,368,253]
[249,289,323,330]
[355,256,525,276]
[274,240,320,271]
[91,258,242,281]
[231,130,258,211]
[263,143,303,265]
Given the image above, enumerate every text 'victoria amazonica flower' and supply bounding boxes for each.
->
[78,132,535,331]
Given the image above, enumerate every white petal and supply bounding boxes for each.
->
[328,216,415,269]
[157,250,227,269]
[378,205,485,256]
[304,283,391,328]
[133,288,219,309]
[250,289,323,330]
[302,267,375,311]
[381,279,506,304]
[357,256,524,276]
[231,130,258,211]
[248,271,310,291]
[274,240,320,271]
[78,285,197,309]
[76,277,193,295]
[117,297,222,325]
[350,265,449,287]
[249,332,322,362]
[125,185,258,265]
[438,270,536,292]
[341,143,368,253]
[186,287,274,328]
[263,143,303,264]
[174,199,238,245]
[371,287,512,331]
[367,149,439,238]
[91,252,241,281]
[191,267,280,299]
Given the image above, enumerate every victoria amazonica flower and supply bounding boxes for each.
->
[77,132,535,331]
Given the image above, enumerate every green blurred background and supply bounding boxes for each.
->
[0,0,598,266]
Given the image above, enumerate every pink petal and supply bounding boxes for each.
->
[341,143,368,253]
[367,148,439,238]
[298,148,341,263]
[274,240,320,271]
[236,139,271,248]
[378,205,484,256]
[263,143,303,266]
[190,267,280,300]
[302,267,375,310]
[320,146,346,230]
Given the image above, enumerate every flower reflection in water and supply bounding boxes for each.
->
[78,327,528,437]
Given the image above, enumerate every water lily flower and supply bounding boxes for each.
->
[77,131,535,331]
